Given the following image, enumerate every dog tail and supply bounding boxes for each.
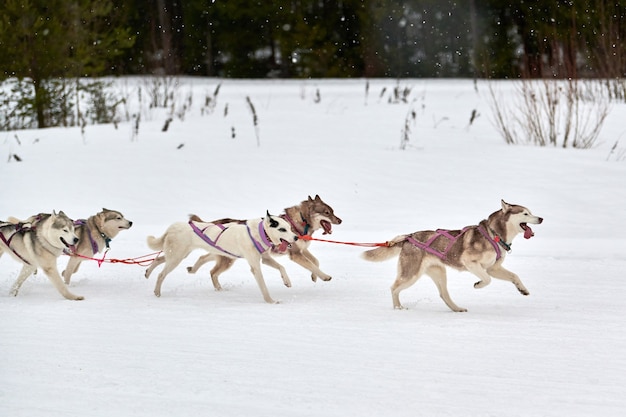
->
[361,235,406,262]
[189,214,204,222]
[146,234,165,251]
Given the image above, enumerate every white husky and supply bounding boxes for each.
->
[145,212,299,303]
[1,211,82,300]
[362,200,543,312]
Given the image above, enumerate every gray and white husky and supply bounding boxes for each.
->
[145,212,299,304]
[362,200,543,312]
[63,208,133,284]
[186,195,343,282]
[0,211,81,300]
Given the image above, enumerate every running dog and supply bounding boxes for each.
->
[362,200,543,312]
[0,211,81,300]
[145,212,299,304]
[186,195,342,282]
[63,208,133,284]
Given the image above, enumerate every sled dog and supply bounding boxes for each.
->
[145,212,299,304]
[0,211,81,300]
[186,195,342,282]
[63,208,133,284]
[362,200,543,312]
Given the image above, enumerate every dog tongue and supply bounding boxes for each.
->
[321,220,332,235]
[524,225,534,239]
[277,240,289,252]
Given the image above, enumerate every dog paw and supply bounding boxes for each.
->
[186,266,196,274]
[519,288,530,296]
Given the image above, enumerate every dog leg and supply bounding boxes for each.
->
[153,253,187,297]
[209,256,235,291]
[186,253,215,274]
[41,265,84,300]
[487,264,529,295]
[426,265,467,312]
[9,265,37,296]
[465,262,492,289]
[145,255,166,279]
[261,254,292,288]
[247,258,278,304]
[62,256,82,284]
[288,250,332,282]
[390,250,424,309]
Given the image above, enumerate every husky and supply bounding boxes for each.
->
[0,211,82,300]
[186,195,342,282]
[62,208,133,284]
[144,212,299,304]
[362,200,543,312]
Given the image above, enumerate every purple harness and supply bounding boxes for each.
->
[189,220,273,258]
[74,219,110,255]
[0,223,32,265]
[407,226,503,261]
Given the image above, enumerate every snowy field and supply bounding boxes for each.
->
[1,78,625,417]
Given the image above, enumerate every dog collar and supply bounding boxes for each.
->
[489,228,511,252]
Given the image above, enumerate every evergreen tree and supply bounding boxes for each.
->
[0,0,134,128]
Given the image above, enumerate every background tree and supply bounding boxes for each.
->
[0,0,134,128]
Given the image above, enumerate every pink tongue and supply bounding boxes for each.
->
[524,225,534,239]
[278,240,289,252]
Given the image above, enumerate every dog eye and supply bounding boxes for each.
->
[279,228,287,232]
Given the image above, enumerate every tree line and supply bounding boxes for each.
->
[1,0,625,129]
[2,0,625,80]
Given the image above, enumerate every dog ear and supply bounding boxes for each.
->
[501,200,511,213]
[314,194,321,201]
[266,210,279,228]
[96,211,107,227]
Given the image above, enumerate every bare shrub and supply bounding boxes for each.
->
[246,96,260,147]
[400,105,417,150]
[144,76,179,109]
[487,79,611,148]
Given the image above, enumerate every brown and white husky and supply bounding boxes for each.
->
[362,200,543,312]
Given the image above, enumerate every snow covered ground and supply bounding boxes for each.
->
[1,78,625,417]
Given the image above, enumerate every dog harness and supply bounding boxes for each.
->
[73,219,111,255]
[406,226,505,261]
[0,222,34,265]
[189,220,274,258]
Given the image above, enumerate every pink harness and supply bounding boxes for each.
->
[406,226,503,261]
